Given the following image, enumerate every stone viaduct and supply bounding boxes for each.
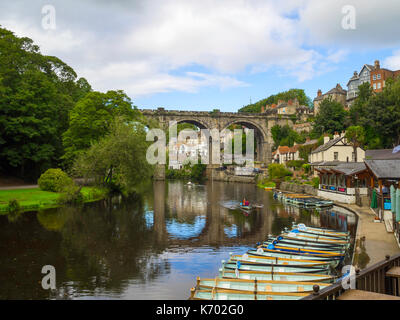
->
[141,108,296,178]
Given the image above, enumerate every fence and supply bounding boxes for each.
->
[302,253,400,300]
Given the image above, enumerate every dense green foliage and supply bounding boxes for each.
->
[313,98,349,135]
[38,168,74,192]
[166,160,207,182]
[0,27,92,179]
[285,160,306,170]
[62,90,140,166]
[239,89,312,113]
[271,124,305,148]
[72,117,153,193]
[267,163,293,180]
[350,78,400,148]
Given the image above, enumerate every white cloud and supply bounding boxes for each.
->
[1,0,398,98]
[384,51,400,70]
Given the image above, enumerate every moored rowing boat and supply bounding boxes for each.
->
[195,277,331,293]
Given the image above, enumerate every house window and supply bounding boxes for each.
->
[377,82,381,89]
[373,83,377,90]
[377,74,381,80]
[373,75,376,80]
[334,152,339,161]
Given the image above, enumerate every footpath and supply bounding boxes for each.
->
[347,204,399,269]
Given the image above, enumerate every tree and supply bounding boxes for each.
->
[358,77,400,148]
[0,27,89,179]
[73,117,153,193]
[313,98,349,135]
[239,89,312,113]
[345,126,365,162]
[271,125,305,148]
[62,90,140,166]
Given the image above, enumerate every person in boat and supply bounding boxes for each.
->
[242,198,250,206]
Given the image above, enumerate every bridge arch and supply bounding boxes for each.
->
[222,120,269,162]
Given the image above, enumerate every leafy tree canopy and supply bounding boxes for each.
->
[239,89,312,113]
[0,26,92,179]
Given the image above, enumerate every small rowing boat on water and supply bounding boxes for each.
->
[258,244,345,257]
[195,277,331,294]
[219,268,336,283]
[190,287,308,300]
[292,223,350,238]
[229,253,332,269]
[264,238,347,253]
[271,234,349,248]
[247,249,342,268]
[222,261,331,274]
[282,230,350,243]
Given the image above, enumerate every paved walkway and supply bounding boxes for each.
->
[0,185,38,190]
[348,204,400,269]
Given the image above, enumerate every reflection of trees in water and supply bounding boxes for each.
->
[43,193,172,298]
[0,212,64,299]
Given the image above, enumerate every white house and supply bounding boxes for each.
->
[310,132,365,175]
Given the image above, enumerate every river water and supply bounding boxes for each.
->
[0,181,356,300]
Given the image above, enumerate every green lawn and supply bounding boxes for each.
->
[0,187,105,213]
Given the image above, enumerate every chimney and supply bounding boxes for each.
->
[374,60,380,70]
[336,83,342,89]
[271,103,277,109]
[334,132,340,139]
[324,133,330,144]
[261,105,265,113]
[317,89,322,97]
[354,71,358,76]
[288,99,293,105]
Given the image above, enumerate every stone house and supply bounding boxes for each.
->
[313,84,347,115]
[310,132,365,176]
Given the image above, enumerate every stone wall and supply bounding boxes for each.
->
[279,181,317,196]
[210,170,256,183]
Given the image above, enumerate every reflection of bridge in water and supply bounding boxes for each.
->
[152,181,274,247]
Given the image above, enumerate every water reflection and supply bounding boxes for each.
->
[0,181,357,300]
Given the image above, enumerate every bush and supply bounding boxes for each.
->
[302,163,311,174]
[38,168,74,192]
[57,184,83,204]
[312,177,320,189]
[286,160,306,170]
[8,199,20,213]
[268,163,293,180]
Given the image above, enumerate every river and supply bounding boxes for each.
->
[0,181,357,300]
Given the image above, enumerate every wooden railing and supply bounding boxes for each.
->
[301,253,400,300]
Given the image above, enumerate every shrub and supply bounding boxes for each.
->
[38,168,74,192]
[268,163,293,180]
[302,163,311,174]
[312,177,320,188]
[57,184,84,204]
[8,199,20,213]
[286,160,306,170]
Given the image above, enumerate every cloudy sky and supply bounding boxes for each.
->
[1,0,400,111]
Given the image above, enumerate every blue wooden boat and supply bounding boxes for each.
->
[190,287,308,300]
[195,277,331,293]
[219,268,336,282]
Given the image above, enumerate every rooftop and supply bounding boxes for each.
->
[365,149,400,160]
[311,136,343,154]
[365,159,400,179]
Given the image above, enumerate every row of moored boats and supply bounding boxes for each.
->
[274,191,334,209]
[190,223,351,300]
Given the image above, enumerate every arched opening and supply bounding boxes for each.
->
[222,121,268,164]
[168,119,209,169]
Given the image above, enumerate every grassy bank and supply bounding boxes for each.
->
[0,187,106,213]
